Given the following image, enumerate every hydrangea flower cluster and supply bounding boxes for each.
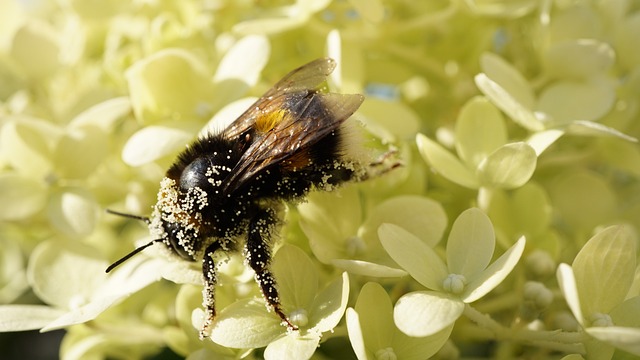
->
[1,0,639,359]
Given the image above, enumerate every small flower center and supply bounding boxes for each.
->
[375,347,397,360]
[443,273,466,294]
[289,308,309,328]
[589,312,613,327]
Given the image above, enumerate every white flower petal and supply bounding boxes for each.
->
[462,236,526,303]
[394,291,464,337]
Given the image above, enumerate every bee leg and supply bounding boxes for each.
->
[245,207,297,331]
[199,242,222,340]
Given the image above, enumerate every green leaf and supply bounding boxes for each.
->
[447,208,495,277]
[477,142,537,189]
[462,236,526,303]
[455,96,508,169]
[393,291,464,337]
[0,305,65,331]
[378,223,448,291]
[572,225,636,316]
[416,133,479,189]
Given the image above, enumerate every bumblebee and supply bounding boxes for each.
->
[106,58,366,339]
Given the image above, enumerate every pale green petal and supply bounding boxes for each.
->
[479,53,535,109]
[200,97,258,136]
[0,173,47,220]
[42,257,165,332]
[10,20,60,78]
[28,240,106,309]
[126,48,215,123]
[345,308,369,360]
[353,282,394,351]
[359,99,420,143]
[526,129,565,156]
[69,97,132,133]
[54,126,108,179]
[378,223,448,291]
[544,39,614,79]
[556,263,585,325]
[0,236,28,303]
[213,35,270,86]
[309,272,349,333]
[234,18,306,36]
[121,125,193,166]
[572,225,636,316]
[362,195,447,248]
[416,133,479,189]
[0,116,61,177]
[393,324,453,360]
[47,187,98,238]
[477,142,537,189]
[614,13,640,70]
[447,208,495,277]
[331,259,407,278]
[455,96,507,169]
[264,332,320,360]
[299,187,362,263]
[536,76,615,124]
[548,170,616,230]
[565,120,638,142]
[462,236,525,303]
[465,0,537,18]
[210,299,282,348]
[272,244,318,310]
[393,291,464,337]
[0,305,65,331]
[474,73,544,131]
[586,327,640,356]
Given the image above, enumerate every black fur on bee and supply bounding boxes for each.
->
[106,58,366,339]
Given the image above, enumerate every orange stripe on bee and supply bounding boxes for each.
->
[255,108,288,133]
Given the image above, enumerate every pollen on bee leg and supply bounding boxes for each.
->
[199,243,221,340]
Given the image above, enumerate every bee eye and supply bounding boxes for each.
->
[163,221,196,261]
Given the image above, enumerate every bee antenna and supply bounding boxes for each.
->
[105,239,164,273]
[106,209,150,223]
